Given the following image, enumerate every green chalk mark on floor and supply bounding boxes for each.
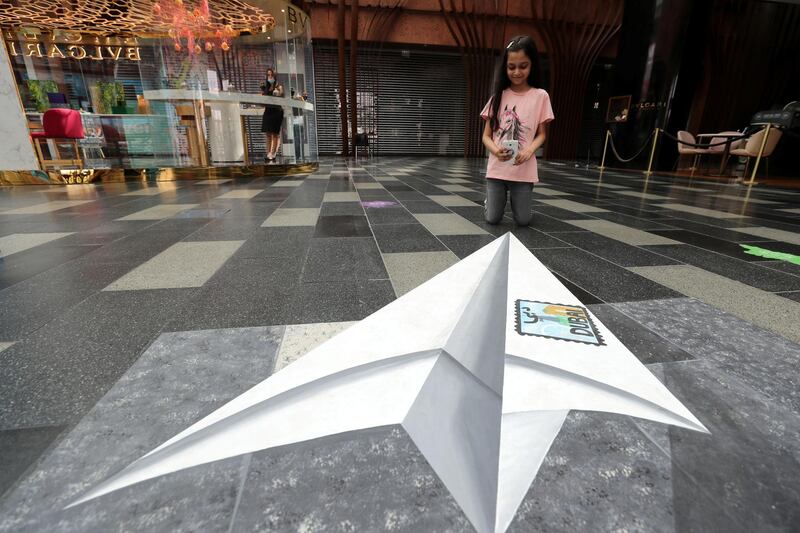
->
[740,244,800,265]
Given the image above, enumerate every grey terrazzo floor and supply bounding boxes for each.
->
[0,157,799,531]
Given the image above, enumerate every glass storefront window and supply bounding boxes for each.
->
[2,0,317,170]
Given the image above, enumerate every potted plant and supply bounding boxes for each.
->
[27,80,58,112]
[97,81,126,114]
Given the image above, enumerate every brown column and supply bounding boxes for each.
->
[350,0,359,154]
[337,0,350,156]
[530,0,623,160]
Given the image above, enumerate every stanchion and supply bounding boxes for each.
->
[644,128,660,176]
[599,130,610,170]
[747,123,771,186]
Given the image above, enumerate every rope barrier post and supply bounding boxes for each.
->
[599,130,610,170]
[747,123,771,186]
[644,128,659,176]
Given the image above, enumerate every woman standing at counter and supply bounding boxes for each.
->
[261,68,284,162]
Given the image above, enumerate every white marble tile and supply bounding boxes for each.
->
[193,179,233,185]
[629,265,800,344]
[659,203,744,219]
[565,220,680,245]
[272,180,304,187]
[0,342,15,353]
[438,184,473,193]
[104,241,244,290]
[216,190,264,199]
[617,191,672,200]
[539,199,609,213]
[427,195,477,207]
[2,200,93,215]
[715,194,778,205]
[533,187,570,197]
[412,213,488,235]
[0,232,73,258]
[261,208,320,227]
[323,192,360,203]
[730,226,800,246]
[116,204,198,221]
[274,322,357,371]
[383,251,459,296]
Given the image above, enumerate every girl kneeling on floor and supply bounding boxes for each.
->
[481,35,554,226]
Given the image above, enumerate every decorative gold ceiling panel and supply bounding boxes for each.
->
[0,0,277,36]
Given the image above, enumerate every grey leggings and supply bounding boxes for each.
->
[484,178,533,225]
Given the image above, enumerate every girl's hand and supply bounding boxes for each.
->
[514,147,535,165]
[494,145,512,161]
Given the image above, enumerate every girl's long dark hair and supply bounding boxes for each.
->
[489,35,542,132]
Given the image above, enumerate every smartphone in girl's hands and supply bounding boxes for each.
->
[501,140,519,164]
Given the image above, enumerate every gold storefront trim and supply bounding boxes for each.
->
[0,162,319,186]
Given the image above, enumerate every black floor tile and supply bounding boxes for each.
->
[741,239,800,258]
[0,425,65,494]
[646,229,775,262]
[552,272,604,305]
[381,183,415,192]
[287,279,396,324]
[313,215,373,238]
[235,227,315,259]
[535,248,683,302]
[478,225,570,249]
[401,201,451,214]
[371,224,446,253]
[589,211,676,231]
[737,217,800,232]
[320,202,365,216]
[182,215,267,241]
[364,206,417,225]
[302,238,388,282]
[587,304,694,364]
[649,218,766,241]
[0,259,138,340]
[391,191,430,202]
[0,244,101,290]
[553,232,680,267]
[325,181,357,192]
[438,234,496,259]
[169,278,296,331]
[759,259,800,277]
[643,244,800,292]
[447,206,485,222]
[534,206,596,220]
[528,213,583,233]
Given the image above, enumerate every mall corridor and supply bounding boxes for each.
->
[1,158,799,531]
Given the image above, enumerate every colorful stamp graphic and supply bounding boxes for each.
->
[514,300,605,346]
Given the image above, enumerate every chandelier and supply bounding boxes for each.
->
[0,0,278,45]
[153,0,276,53]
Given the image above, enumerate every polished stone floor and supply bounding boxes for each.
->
[0,158,799,532]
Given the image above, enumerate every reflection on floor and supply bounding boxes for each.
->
[0,157,799,531]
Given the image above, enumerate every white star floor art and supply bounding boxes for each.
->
[69,233,708,533]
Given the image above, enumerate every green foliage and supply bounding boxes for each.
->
[27,80,58,112]
[97,81,125,114]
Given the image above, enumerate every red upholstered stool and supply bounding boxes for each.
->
[31,108,85,170]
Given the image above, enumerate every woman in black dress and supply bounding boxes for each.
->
[261,68,284,161]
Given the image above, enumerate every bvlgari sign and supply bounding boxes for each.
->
[4,29,141,61]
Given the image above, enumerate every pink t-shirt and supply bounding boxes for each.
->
[480,88,554,183]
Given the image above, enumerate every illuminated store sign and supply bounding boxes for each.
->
[4,30,141,61]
